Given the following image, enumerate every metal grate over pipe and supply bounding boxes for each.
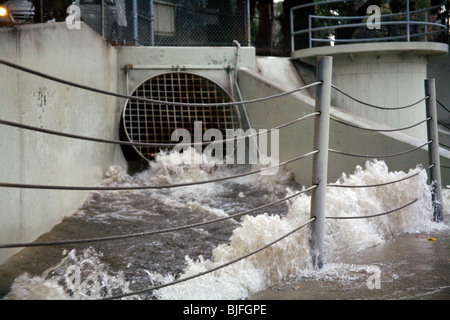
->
[122,72,241,161]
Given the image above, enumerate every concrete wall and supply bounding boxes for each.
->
[115,46,256,165]
[294,43,449,141]
[238,65,450,187]
[116,46,256,98]
[428,51,450,125]
[0,22,125,264]
[428,51,450,150]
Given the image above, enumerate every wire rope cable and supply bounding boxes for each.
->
[0,150,319,191]
[331,84,429,110]
[438,122,450,130]
[331,116,430,133]
[329,141,431,159]
[0,112,319,148]
[325,198,418,219]
[328,165,432,189]
[0,185,317,249]
[0,58,321,108]
[101,217,316,300]
[437,99,450,113]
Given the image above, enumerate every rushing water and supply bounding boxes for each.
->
[0,149,449,300]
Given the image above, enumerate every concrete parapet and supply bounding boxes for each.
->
[0,22,126,264]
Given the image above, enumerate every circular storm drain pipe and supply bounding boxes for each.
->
[122,72,241,162]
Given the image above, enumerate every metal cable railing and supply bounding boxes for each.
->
[0,55,445,300]
[0,58,322,108]
[439,122,450,130]
[0,58,326,299]
[326,198,419,220]
[0,112,319,149]
[0,185,317,249]
[325,76,444,227]
[328,164,432,189]
[0,57,321,193]
[436,98,450,152]
[437,99,450,113]
[331,83,449,162]
[329,141,431,159]
[330,85,450,186]
[290,0,448,51]
[102,217,316,300]
[331,116,430,132]
[332,84,430,111]
[329,84,438,166]
[0,150,318,192]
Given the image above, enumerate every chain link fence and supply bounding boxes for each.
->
[0,0,250,46]
[116,0,249,47]
[0,0,252,46]
[0,0,289,55]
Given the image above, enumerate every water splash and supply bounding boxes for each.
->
[3,248,133,300]
[146,160,447,300]
[95,147,294,219]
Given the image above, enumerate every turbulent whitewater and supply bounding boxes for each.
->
[3,149,448,300]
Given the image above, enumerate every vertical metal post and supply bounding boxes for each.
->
[150,0,155,46]
[290,8,295,56]
[308,15,312,49]
[133,0,139,45]
[310,56,333,269]
[406,0,410,41]
[425,79,444,222]
[40,0,43,23]
[270,1,274,55]
[447,9,450,44]
[101,0,105,39]
[247,0,252,47]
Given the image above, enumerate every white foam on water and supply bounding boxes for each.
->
[146,160,448,300]
[3,248,133,300]
[95,148,294,219]
[324,161,447,259]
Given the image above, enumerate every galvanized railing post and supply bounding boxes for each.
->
[308,15,312,48]
[406,0,410,41]
[101,0,105,39]
[133,0,139,45]
[290,8,295,55]
[425,79,444,222]
[150,0,155,46]
[247,0,252,47]
[310,56,333,269]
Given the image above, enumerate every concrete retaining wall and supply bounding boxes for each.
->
[0,22,126,264]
